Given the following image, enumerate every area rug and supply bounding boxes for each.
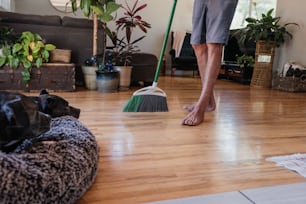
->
[266,153,306,178]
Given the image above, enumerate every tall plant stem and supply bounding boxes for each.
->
[101,22,107,69]
[93,13,98,56]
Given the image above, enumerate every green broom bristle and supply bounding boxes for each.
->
[122,95,144,112]
[123,95,168,112]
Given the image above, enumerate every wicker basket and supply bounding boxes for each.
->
[274,62,306,92]
[255,40,275,54]
[50,49,71,63]
[250,41,275,88]
[274,76,306,92]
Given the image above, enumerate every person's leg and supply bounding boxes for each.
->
[182,44,216,113]
[181,43,223,126]
[182,0,237,126]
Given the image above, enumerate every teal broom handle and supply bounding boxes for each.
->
[153,0,178,84]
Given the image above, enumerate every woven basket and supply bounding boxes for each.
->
[255,40,275,54]
[250,41,275,88]
[274,76,306,92]
[50,49,71,63]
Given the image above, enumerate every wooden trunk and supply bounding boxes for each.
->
[0,63,75,92]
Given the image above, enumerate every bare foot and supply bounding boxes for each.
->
[183,96,216,112]
[181,106,205,126]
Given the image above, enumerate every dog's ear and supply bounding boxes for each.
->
[46,97,56,107]
[39,89,49,95]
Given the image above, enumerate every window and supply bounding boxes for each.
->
[0,0,14,11]
[231,0,277,29]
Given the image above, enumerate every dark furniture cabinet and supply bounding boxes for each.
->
[219,29,256,84]
[0,64,75,91]
[219,63,254,84]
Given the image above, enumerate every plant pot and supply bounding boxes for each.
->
[82,65,97,90]
[95,70,119,93]
[114,66,133,91]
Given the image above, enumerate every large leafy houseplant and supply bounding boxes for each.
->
[111,0,151,66]
[237,6,298,88]
[69,0,121,91]
[69,0,120,68]
[238,8,299,47]
[0,30,56,83]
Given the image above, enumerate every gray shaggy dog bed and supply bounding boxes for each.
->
[0,116,99,204]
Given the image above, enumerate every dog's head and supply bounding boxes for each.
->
[35,90,80,119]
[0,91,51,152]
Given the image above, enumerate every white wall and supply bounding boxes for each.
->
[0,0,15,11]
[275,0,306,73]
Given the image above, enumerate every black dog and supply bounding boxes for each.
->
[0,90,80,152]
[32,90,80,119]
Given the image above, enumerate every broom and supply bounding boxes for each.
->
[123,0,177,112]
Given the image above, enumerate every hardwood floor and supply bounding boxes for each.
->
[29,76,306,203]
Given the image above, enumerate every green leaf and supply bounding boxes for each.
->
[21,31,34,42]
[36,41,44,48]
[81,0,92,17]
[106,2,121,14]
[23,60,31,69]
[2,46,11,56]
[41,50,50,60]
[45,44,56,51]
[12,43,22,54]
[36,58,43,67]
[11,57,19,68]
[267,9,274,17]
[69,0,78,11]
[91,5,104,16]
[98,13,114,23]
[34,33,42,41]
[21,70,31,83]
[32,46,41,54]
[0,57,6,67]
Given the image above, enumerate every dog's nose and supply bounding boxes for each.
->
[69,106,81,119]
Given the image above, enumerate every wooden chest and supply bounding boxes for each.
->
[0,63,76,92]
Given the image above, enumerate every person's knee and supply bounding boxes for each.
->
[192,44,208,55]
[207,43,223,50]
[207,43,223,55]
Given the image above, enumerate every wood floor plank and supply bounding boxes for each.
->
[23,76,306,203]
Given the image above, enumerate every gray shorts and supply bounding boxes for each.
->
[191,0,238,45]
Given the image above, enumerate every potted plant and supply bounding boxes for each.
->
[94,50,120,92]
[236,54,254,69]
[237,8,299,47]
[111,0,151,90]
[236,6,299,88]
[0,30,56,83]
[69,0,121,90]
[236,54,254,83]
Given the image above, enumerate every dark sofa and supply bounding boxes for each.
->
[0,11,104,86]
